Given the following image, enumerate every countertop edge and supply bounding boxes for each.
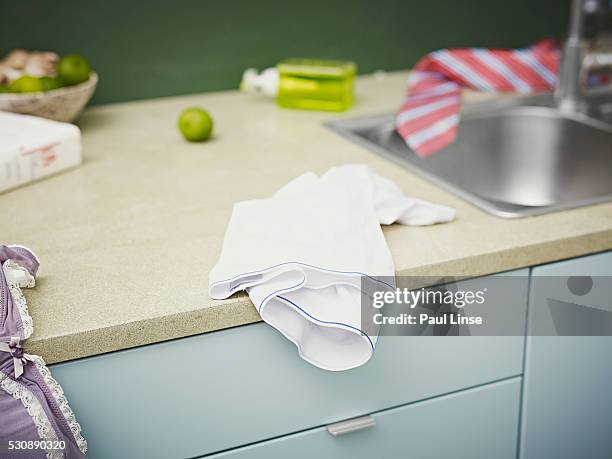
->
[40,228,612,365]
[35,298,260,365]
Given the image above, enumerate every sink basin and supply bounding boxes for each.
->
[327,94,612,218]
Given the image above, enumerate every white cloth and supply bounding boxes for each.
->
[209,164,455,371]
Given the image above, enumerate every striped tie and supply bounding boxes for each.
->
[396,40,560,157]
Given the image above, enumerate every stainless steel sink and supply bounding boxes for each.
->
[327,1,612,218]
[327,94,612,218]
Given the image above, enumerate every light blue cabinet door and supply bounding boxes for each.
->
[520,251,612,459]
[50,269,528,459]
[206,378,522,459]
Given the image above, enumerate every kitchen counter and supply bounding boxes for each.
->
[3,71,611,364]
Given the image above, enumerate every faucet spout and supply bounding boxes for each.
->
[555,0,588,113]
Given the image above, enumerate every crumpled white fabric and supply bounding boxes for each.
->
[209,164,455,371]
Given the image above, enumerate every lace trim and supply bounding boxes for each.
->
[0,370,63,459]
[2,260,35,339]
[1,250,87,455]
[30,355,88,454]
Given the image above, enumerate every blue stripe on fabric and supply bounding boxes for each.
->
[211,261,394,291]
[277,295,375,350]
[512,50,556,85]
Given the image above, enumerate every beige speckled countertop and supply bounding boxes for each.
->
[3,71,611,364]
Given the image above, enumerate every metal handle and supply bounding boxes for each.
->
[326,415,376,437]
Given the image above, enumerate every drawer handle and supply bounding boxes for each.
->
[326,415,376,437]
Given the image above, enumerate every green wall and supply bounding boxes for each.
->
[1,0,569,105]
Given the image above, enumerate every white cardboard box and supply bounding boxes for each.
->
[0,111,82,193]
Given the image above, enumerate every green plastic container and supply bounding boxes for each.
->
[276,59,356,111]
[240,59,356,112]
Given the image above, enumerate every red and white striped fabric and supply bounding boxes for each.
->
[396,40,560,157]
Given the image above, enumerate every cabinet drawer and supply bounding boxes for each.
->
[207,378,521,459]
[50,269,528,459]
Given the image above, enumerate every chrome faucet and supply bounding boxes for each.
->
[556,0,612,114]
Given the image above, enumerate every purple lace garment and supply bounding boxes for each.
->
[0,245,87,459]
